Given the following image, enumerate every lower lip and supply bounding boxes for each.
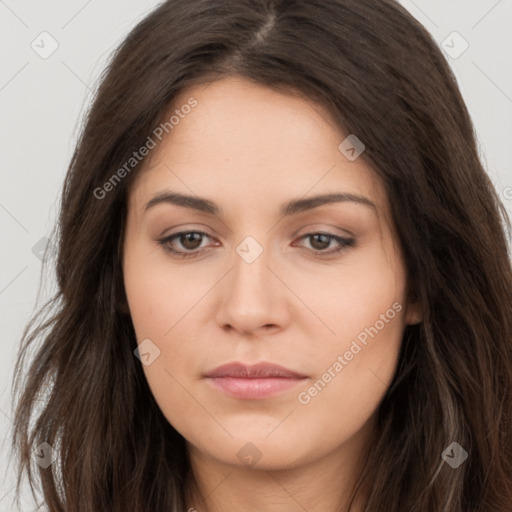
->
[206,377,307,399]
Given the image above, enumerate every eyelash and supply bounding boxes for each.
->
[156,230,355,259]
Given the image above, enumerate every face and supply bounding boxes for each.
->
[122,77,421,472]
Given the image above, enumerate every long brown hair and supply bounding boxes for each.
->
[11,0,512,510]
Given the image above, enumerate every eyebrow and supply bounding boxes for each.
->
[143,190,377,218]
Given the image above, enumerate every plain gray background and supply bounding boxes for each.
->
[1,1,511,509]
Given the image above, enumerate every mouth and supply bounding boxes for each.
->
[203,361,309,400]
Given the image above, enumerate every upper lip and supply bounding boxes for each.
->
[204,361,308,379]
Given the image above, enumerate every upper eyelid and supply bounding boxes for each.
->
[162,229,352,249]
[161,222,354,238]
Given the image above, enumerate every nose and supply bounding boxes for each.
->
[215,240,290,337]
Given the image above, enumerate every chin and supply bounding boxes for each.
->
[189,430,316,471]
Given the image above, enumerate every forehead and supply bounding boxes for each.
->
[161,77,344,164]
[128,77,387,219]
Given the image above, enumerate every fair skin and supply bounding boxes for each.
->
[122,77,422,512]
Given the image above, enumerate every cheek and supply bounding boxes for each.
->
[291,240,407,351]
[293,302,405,453]
[292,245,406,422]
[123,243,207,427]
[123,238,203,342]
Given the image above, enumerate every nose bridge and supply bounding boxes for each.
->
[230,234,272,296]
[217,232,286,333]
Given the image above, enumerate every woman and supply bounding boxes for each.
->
[11,0,512,511]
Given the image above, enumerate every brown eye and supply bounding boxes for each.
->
[157,230,355,259]
[157,231,214,258]
[308,234,332,251]
[296,233,355,255]
[176,232,204,250]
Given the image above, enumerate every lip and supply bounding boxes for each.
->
[204,361,307,379]
[204,361,308,400]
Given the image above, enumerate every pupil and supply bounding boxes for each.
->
[183,233,201,249]
[311,234,329,250]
